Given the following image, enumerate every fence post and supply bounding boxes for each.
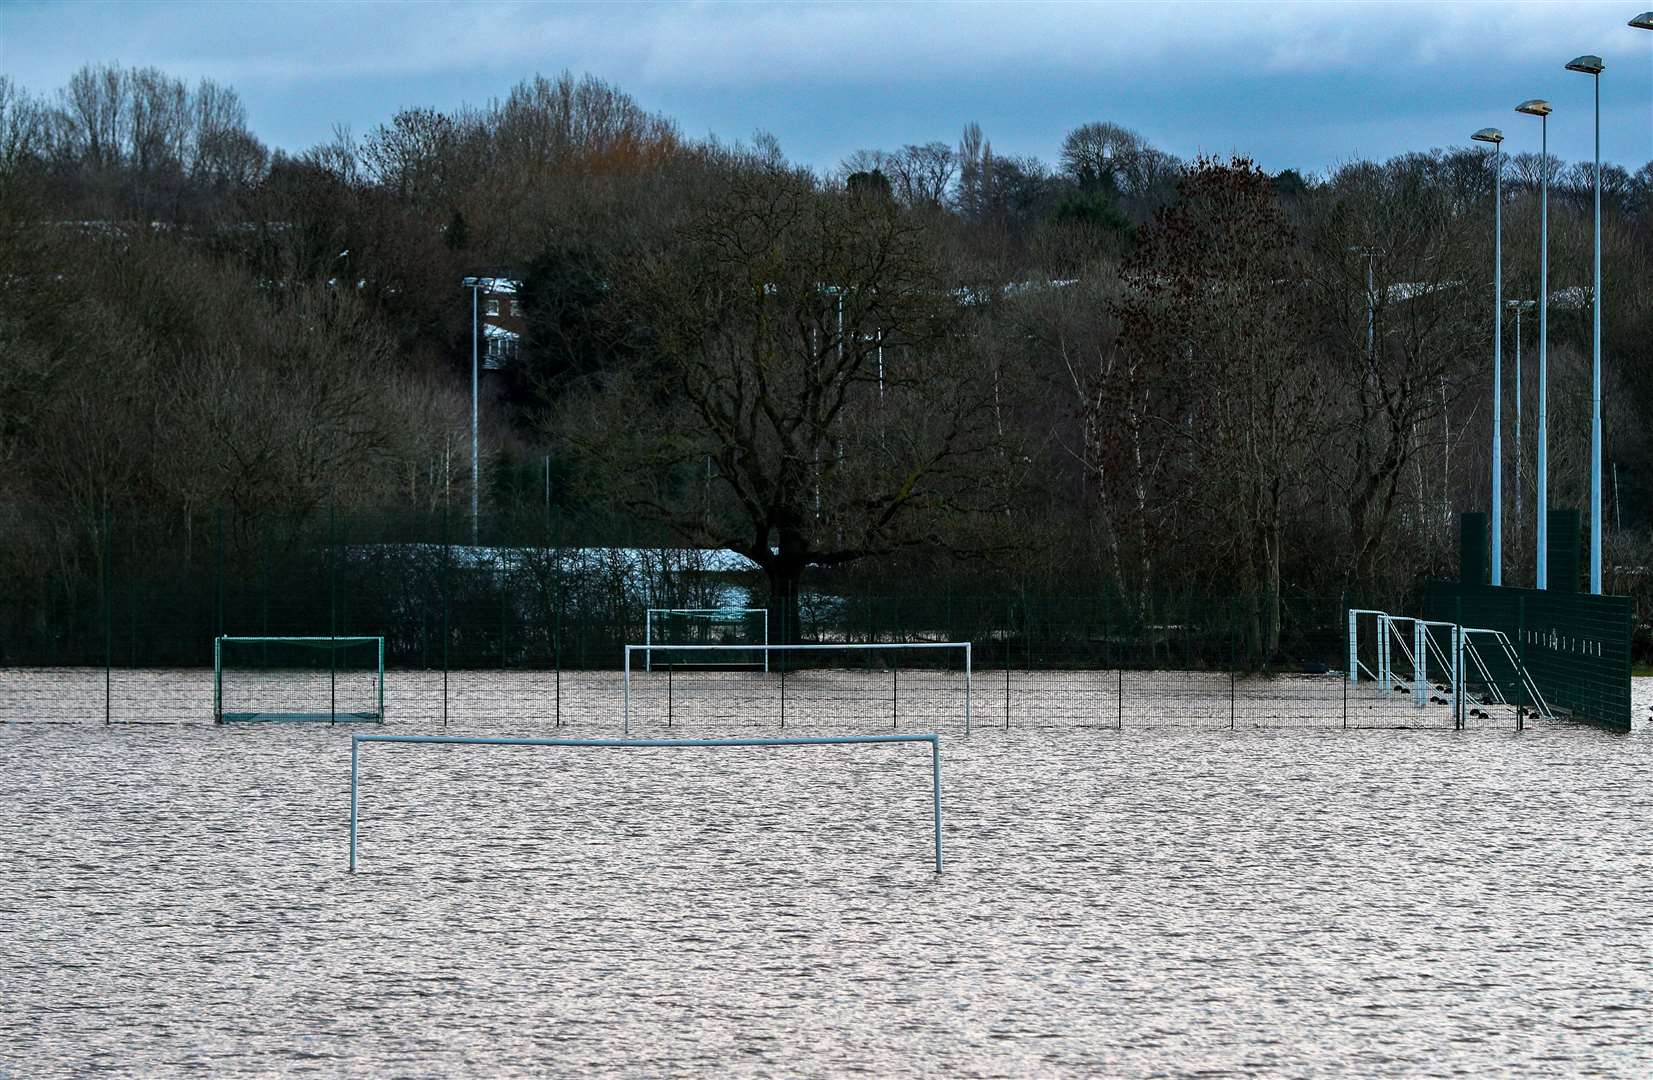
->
[103,508,112,726]
[779,663,785,729]
[668,663,673,728]
[1340,590,1349,684]
[1230,669,1235,730]
[441,506,450,729]
[214,507,225,646]
[1004,662,1010,730]
[1342,663,1347,729]
[1117,667,1123,731]
[931,736,943,874]
[1455,596,1464,731]
[329,507,337,726]
[892,665,897,728]
[1516,595,1526,732]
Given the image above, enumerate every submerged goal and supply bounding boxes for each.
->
[214,636,385,724]
[1347,608,1553,728]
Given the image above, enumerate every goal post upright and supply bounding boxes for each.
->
[214,635,222,724]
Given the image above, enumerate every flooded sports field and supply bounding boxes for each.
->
[2,670,1649,1077]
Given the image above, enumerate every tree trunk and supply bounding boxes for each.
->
[763,533,808,648]
[1265,513,1282,660]
[764,568,802,649]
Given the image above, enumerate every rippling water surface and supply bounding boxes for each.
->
[3,672,1650,1077]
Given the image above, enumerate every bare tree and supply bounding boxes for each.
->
[55,63,128,173]
[1309,154,1488,595]
[888,142,956,207]
[1113,156,1322,658]
[1059,121,1145,190]
[552,161,1002,636]
[956,121,989,220]
[0,77,48,172]
[363,107,458,206]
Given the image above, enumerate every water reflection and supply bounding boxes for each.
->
[1,677,1648,1077]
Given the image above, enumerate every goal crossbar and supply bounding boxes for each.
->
[623,641,974,734]
[348,732,943,874]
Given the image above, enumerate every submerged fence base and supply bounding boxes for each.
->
[348,732,944,874]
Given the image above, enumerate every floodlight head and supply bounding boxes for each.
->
[1515,99,1552,117]
[1471,127,1504,145]
[1630,12,1653,30]
[1564,55,1604,75]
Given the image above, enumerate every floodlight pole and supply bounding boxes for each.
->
[1346,246,1381,371]
[1564,57,1604,593]
[1589,69,1602,594]
[470,280,480,547]
[1517,99,1551,588]
[1533,114,1547,588]
[1471,128,1504,585]
[1491,144,1503,586]
[1536,113,1548,589]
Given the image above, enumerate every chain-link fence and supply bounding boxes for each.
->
[1,505,1360,726]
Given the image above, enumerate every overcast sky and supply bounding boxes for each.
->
[3,0,1650,176]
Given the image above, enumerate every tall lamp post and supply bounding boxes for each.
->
[1515,99,1551,587]
[461,275,482,545]
[1506,299,1535,540]
[1565,55,1604,594]
[1471,127,1504,586]
[1347,246,1383,366]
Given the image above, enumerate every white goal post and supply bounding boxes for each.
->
[623,641,973,734]
[1349,609,1462,707]
[1347,609,1557,721]
[644,607,771,672]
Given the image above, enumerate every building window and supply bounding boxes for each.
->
[485,298,500,316]
[509,299,522,317]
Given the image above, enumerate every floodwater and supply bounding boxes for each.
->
[2,670,1650,1077]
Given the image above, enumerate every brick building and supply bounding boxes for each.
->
[463,274,525,370]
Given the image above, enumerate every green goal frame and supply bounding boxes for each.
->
[214,635,385,724]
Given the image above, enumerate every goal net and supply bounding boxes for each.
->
[644,608,770,671]
[215,636,385,723]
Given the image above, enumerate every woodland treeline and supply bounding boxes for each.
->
[2,64,1650,657]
